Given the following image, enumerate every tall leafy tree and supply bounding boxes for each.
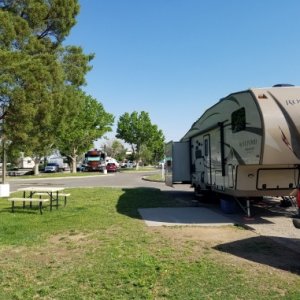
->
[4,52,65,174]
[0,0,80,112]
[57,89,114,173]
[148,125,165,163]
[116,111,165,167]
[0,0,94,175]
[111,139,126,161]
[102,139,126,161]
[0,0,79,46]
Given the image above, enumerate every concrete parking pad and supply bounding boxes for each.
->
[138,207,236,227]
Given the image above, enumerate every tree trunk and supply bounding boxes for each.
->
[70,147,77,173]
[34,158,40,175]
[71,156,77,173]
[134,145,139,170]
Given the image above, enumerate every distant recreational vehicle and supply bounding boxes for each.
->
[84,149,106,171]
[165,85,300,217]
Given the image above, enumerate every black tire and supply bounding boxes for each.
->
[292,218,300,229]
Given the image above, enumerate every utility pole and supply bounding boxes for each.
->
[1,104,6,184]
[0,103,10,197]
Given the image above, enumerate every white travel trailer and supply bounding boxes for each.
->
[18,156,35,169]
[166,85,300,215]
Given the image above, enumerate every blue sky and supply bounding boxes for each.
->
[65,0,300,146]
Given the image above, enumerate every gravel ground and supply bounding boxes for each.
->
[184,195,300,254]
[231,197,300,254]
[155,183,300,254]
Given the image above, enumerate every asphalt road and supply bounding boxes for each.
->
[7,171,194,194]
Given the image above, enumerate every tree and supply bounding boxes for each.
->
[0,1,96,175]
[116,111,165,167]
[57,89,114,173]
[111,139,127,161]
[147,126,165,163]
[1,50,65,174]
[102,139,126,161]
[139,144,152,165]
[0,0,79,46]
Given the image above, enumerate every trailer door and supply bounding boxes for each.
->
[203,135,212,185]
[165,141,191,186]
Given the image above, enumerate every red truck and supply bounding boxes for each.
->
[84,149,106,171]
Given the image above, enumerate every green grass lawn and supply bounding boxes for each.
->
[0,187,299,299]
[119,166,157,172]
[144,173,165,182]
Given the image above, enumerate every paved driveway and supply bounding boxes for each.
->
[7,171,193,193]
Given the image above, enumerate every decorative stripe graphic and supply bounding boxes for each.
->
[224,143,246,165]
[268,92,300,159]
[244,126,263,136]
[220,96,240,106]
[194,113,220,130]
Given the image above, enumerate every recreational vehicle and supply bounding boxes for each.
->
[166,85,300,218]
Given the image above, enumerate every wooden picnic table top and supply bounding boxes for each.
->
[18,186,65,193]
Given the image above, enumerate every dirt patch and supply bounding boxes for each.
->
[150,225,256,253]
[0,231,96,270]
[150,225,300,276]
[48,230,92,245]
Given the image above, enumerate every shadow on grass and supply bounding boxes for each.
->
[0,205,45,215]
[116,187,195,219]
[214,236,300,275]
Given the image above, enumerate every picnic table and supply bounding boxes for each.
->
[13,186,66,213]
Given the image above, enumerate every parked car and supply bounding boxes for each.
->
[126,161,134,168]
[106,163,117,172]
[63,163,70,171]
[44,163,59,173]
[77,164,86,172]
[120,162,127,168]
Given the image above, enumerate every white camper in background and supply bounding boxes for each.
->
[18,157,35,169]
[167,85,300,203]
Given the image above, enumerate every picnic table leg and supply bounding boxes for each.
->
[56,191,59,209]
[50,192,53,211]
[22,191,26,208]
[39,201,43,214]
[11,201,14,213]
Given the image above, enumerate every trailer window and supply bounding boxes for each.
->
[232,108,246,132]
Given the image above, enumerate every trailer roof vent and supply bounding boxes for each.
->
[272,84,294,87]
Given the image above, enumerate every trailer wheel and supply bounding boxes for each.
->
[292,218,300,229]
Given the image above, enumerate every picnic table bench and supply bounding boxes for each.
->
[35,192,70,206]
[8,171,23,176]
[8,197,49,214]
